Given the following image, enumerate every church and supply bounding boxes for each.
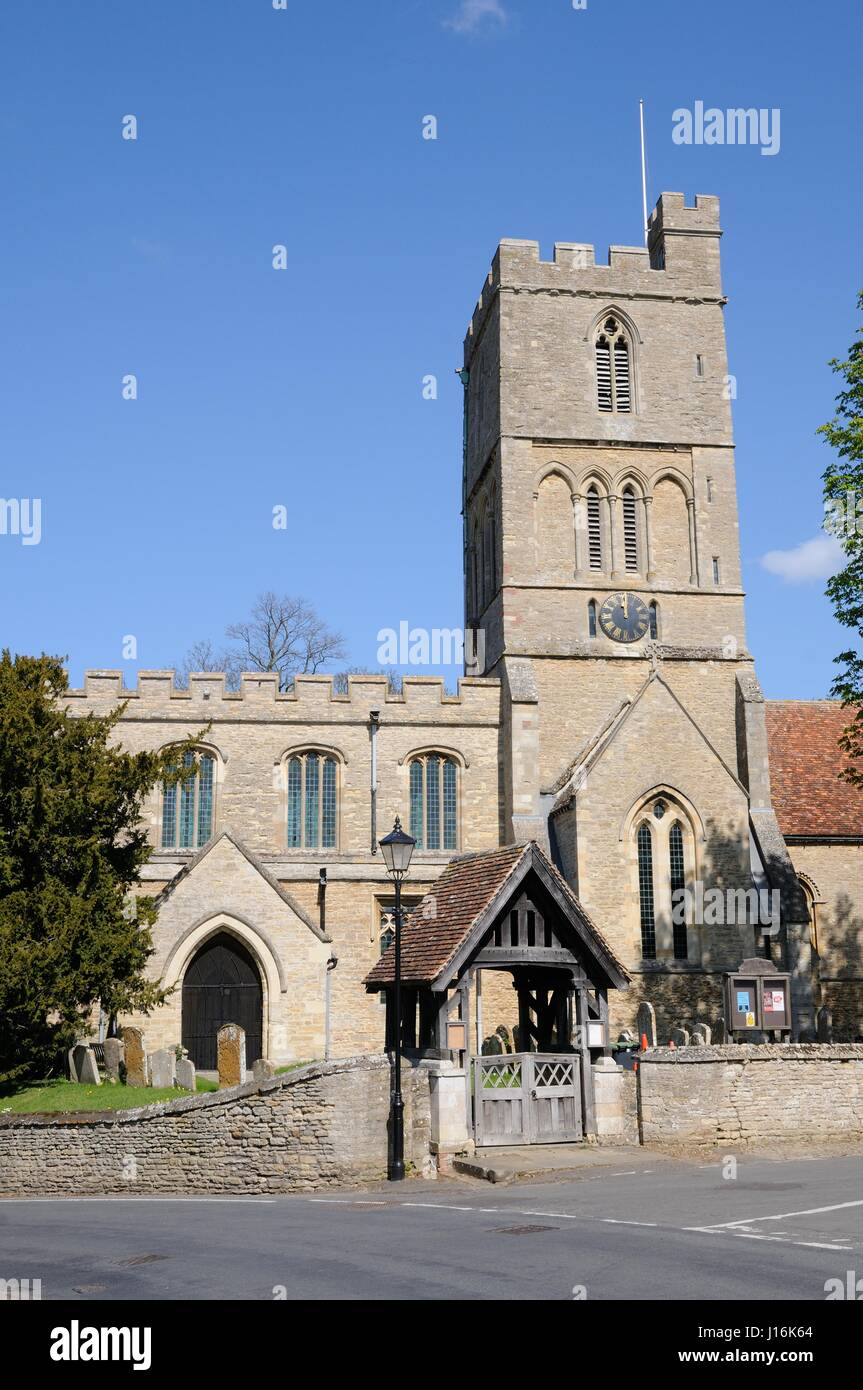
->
[65,192,863,1082]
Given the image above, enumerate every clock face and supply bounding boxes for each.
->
[598,592,650,644]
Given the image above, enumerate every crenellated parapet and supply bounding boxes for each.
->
[64,670,502,723]
[464,192,724,360]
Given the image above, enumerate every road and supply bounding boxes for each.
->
[1,1153,862,1300]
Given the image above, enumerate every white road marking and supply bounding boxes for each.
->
[602,1219,659,1227]
[692,1198,863,1231]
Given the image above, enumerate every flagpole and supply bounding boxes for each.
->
[639,99,648,246]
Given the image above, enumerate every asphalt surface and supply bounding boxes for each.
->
[2,1153,862,1300]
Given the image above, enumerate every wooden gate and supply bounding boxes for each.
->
[474,1053,583,1147]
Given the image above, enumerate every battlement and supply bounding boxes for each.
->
[65,670,501,716]
[464,192,723,357]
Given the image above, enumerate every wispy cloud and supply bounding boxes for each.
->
[760,534,844,584]
[444,0,508,34]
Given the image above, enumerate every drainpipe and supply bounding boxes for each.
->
[325,954,338,1063]
[318,868,339,1061]
[369,710,381,854]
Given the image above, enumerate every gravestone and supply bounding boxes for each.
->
[636,1000,657,1048]
[149,1048,176,1089]
[103,1037,125,1083]
[176,1057,196,1092]
[714,1017,728,1043]
[669,1026,690,1048]
[252,1058,276,1083]
[690,1022,712,1046]
[67,1046,81,1082]
[217,1024,246,1089]
[121,1027,148,1087]
[817,1006,833,1044]
[72,1045,101,1086]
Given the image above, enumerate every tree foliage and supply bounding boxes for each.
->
[0,652,201,1085]
[177,592,346,692]
[822,292,863,782]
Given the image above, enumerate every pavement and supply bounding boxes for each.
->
[2,1151,863,1300]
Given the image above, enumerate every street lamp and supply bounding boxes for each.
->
[379,815,416,1181]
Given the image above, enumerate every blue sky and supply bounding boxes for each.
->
[1,0,860,697]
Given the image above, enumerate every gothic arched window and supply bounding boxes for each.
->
[596,317,633,414]
[587,486,603,570]
[649,601,659,640]
[637,821,656,959]
[622,486,639,571]
[162,750,216,850]
[287,752,338,850]
[409,754,458,852]
[669,821,688,960]
[588,599,598,637]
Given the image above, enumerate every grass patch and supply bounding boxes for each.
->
[0,1077,216,1115]
[275,1061,316,1075]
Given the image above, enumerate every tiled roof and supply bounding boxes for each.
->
[365,841,629,988]
[366,844,529,987]
[766,701,863,839]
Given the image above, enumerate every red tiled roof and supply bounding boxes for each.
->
[366,844,529,987]
[365,841,629,988]
[766,701,863,839]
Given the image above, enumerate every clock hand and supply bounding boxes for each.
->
[620,592,629,619]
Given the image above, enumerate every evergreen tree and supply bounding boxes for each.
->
[0,652,201,1085]
[822,293,863,782]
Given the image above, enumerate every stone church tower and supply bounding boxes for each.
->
[463,192,814,1035]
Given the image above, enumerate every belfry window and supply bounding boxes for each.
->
[287,752,338,850]
[649,601,659,640]
[587,487,603,570]
[637,822,656,960]
[623,487,638,571]
[588,599,598,638]
[409,754,458,852]
[162,751,215,851]
[596,317,632,414]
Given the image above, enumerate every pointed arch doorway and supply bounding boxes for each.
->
[181,933,263,1070]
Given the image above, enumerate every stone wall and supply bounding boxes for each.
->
[638,1044,863,1146]
[0,1056,431,1196]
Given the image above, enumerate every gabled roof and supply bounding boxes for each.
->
[152,829,330,943]
[766,700,863,839]
[365,841,629,992]
[549,668,746,815]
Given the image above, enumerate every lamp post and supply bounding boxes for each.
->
[379,816,416,1181]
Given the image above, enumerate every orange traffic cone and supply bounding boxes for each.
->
[641,1032,649,1052]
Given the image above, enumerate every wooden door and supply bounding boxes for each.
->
[182,933,263,1070]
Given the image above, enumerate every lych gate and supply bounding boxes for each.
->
[366,842,629,1148]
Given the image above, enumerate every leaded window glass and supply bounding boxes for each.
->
[286,752,338,850]
[161,751,215,851]
[669,821,688,960]
[410,755,458,851]
[637,821,656,960]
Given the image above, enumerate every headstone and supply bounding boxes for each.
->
[149,1048,176,1089]
[176,1057,196,1092]
[669,1026,690,1048]
[67,1046,81,1082]
[481,1033,502,1056]
[817,1006,833,1043]
[714,1017,728,1043]
[217,1024,246,1089]
[252,1057,276,1083]
[103,1037,125,1083]
[636,1001,657,1048]
[72,1045,101,1086]
[495,1025,513,1054]
[121,1027,148,1087]
[690,1022,712,1046]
